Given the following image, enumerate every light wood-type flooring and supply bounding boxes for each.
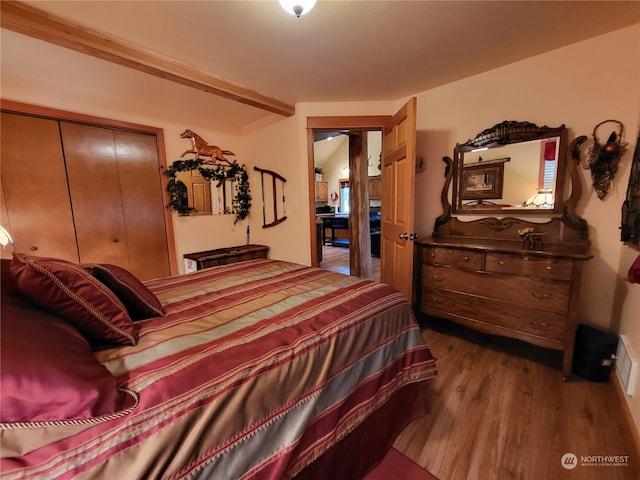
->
[393,317,639,480]
[319,245,380,280]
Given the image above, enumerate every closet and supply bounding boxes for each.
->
[1,109,172,280]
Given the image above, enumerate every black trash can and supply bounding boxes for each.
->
[572,323,618,382]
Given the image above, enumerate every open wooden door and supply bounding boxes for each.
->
[380,97,417,300]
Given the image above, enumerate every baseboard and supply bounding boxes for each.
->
[611,371,640,459]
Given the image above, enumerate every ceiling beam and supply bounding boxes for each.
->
[0,1,295,117]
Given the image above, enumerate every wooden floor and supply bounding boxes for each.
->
[393,317,639,480]
[318,245,380,280]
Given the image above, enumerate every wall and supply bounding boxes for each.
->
[241,100,397,264]
[0,29,396,268]
[0,29,271,271]
[412,24,640,431]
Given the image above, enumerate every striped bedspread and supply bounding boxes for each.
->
[3,259,437,479]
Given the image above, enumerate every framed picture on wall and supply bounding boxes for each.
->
[461,163,504,200]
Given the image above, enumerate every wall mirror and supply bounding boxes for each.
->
[166,159,251,223]
[452,121,567,215]
[175,170,236,216]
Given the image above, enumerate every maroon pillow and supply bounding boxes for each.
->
[85,263,164,319]
[9,253,137,346]
[0,294,137,424]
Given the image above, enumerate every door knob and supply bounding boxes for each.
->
[409,233,418,240]
[399,233,409,240]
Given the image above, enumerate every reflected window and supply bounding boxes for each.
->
[212,179,234,215]
[540,140,558,190]
[339,179,350,214]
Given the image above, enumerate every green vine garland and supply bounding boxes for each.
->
[165,159,251,223]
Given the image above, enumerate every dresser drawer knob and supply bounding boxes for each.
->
[431,253,436,258]
[546,266,552,270]
[431,274,444,282]
[464,256,469,262]
[499,260,505,266]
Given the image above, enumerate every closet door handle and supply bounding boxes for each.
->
[112,239,120,243]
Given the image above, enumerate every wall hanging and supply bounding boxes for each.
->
[253,166,287,228]
[180,129,235,164]
[586,119,628,200]
[165,130,251,222]
[621,127,640,246]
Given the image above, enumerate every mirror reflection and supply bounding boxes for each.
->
[212,178,235,215]
[460,137,559,209]
[452,121,567,215]
[177,170,235,216]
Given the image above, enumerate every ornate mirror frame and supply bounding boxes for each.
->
[434,121,589,245]
[452,121,567,215]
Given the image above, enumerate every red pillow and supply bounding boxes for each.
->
[85,263,165,319]
[0,294,137,424]
[10,253,137,346]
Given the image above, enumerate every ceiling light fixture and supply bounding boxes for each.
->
[279,0,317,17]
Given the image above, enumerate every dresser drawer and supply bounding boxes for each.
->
[422,265,571,312]
[485,253,574,281]
[421,287,566,345]
[421,246,483,270]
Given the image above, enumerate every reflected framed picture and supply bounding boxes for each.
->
[461,163,504,200]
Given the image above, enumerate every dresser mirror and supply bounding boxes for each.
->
[451,121,568,215]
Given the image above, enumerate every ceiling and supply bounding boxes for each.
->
[6,1,640,129]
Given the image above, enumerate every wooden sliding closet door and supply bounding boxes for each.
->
[60,122,130,269]
[0,113,79,262]
[2,107,172,280]
[60,122,170,280]
[113,130,170,280]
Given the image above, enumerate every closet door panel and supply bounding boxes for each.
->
[0,113,79,261]
[60,122,129,267]
[114,131,170,279]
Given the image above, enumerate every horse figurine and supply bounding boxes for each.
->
[180,129,235,163]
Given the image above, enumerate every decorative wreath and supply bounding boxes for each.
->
[165,159,251,223]
[586,120,628,200]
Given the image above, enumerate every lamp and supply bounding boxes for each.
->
[0,226,13,247]
[524,190,554,208]
[279,0,317,17]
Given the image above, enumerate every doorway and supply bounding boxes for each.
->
[308,117,387,280]
[307,99,418,300]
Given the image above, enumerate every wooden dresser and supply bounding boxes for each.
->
[418,122,594,378]
[415,234,591,377]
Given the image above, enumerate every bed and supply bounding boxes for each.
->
[0,255,437,479]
